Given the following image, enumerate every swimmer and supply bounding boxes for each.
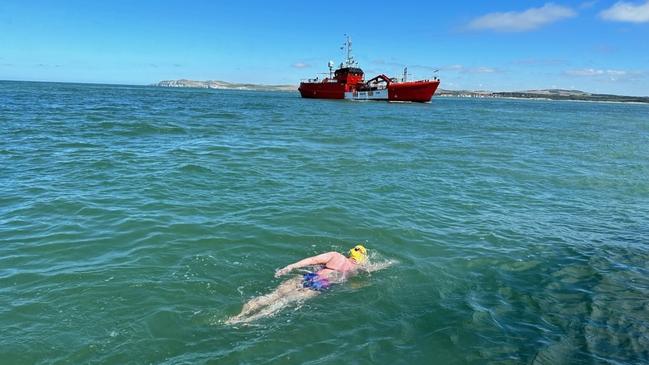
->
[225,245,368,324]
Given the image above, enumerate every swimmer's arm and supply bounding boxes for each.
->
[274,252,334,277]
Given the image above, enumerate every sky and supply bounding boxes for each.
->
[1,0,648,95]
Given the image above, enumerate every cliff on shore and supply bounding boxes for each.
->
[154,79,296,92]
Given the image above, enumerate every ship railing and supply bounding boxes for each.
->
[394,76,440,83]
[300,78,339,83]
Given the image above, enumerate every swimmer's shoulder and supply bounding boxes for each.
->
[328,251,347,260]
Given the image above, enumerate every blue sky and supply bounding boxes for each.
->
[1,0,648,95]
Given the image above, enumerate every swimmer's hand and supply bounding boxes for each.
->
[274,265,293,278]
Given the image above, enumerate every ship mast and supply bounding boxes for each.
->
[342,34,357,68]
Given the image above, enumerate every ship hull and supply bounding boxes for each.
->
[388,80,440,102]
[300,79,440,102]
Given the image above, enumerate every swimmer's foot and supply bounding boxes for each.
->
[225,307,263,325]
[225,303,264,325]
[224,315,245,325]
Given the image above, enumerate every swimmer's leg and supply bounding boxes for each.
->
[232,287,319,324]
[239,277,301,314]
[226,277,303,324]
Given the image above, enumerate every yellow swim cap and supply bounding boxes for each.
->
[348,244,367,264]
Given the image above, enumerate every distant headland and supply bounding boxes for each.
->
[154,79,649,104]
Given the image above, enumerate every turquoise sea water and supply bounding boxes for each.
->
[1,80,649,364]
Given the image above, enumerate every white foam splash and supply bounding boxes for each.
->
[359,251,398,274]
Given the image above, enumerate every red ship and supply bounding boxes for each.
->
[299,36,440,102]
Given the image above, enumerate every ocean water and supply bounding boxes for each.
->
[1,80,648,364]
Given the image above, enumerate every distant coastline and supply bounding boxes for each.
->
[436,89,649,104]
[154,79,295,92]
[154,79,649,104]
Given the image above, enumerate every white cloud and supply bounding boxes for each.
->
[470,67,498,73]
[291,62,310,69]
[468,3,577,32]
[563,68,646,82]
[600,1,649,23]
[446,64,465,71]
[565,68,627,76]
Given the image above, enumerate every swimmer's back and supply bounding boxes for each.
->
[316,252,356,279]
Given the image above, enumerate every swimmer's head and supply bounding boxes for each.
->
[348,244,367,264]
